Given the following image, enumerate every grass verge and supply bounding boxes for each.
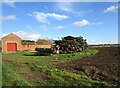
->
[52,49,99,61]
[2,49,99,61]
[2,63,31,86]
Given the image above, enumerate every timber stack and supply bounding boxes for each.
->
[52,36,88,54]
[35,48,53,55]
[35,36,88,55]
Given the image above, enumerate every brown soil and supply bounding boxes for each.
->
[17,63,47,86]
[53,47,120,85]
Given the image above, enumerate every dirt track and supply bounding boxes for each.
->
[54,47,120,85]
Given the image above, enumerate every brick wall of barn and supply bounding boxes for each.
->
[21,45,51,51]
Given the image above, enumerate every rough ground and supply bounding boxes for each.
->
[54,47,120,85]
[2,58,47,86]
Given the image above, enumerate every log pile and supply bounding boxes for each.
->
[35,48,53,55]
[35,36,88,55]
[52,36,88,54]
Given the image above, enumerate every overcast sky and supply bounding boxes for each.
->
[1,1,119,44]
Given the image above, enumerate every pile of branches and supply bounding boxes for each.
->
[52,36,88,54]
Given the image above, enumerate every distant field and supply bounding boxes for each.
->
[2,48,118,87]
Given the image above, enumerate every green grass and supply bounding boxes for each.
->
[31,64,49,72]
[52,49,99,61]
[0,62,2,87]
[3,49,116,87]
[32,64,111,87]
[2,49,99,73]
[2,49,98,61]
[2,63,31,86]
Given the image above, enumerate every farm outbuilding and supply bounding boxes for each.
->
[1,33,22,52]
[1,33,51,52]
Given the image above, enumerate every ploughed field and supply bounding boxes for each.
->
[54,47,120,85]
[2,46,119,87]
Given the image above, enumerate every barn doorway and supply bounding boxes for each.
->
[7,43,17,52]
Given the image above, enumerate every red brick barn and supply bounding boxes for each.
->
[1,33,51,52]
[1,33,22,52]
